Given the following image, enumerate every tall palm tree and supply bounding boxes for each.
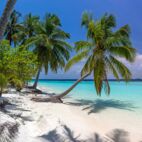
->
[26,14,71,89]
[54,12,136,99]
[0,0,17,41]
[4,10,21,46]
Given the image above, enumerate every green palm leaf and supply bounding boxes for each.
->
[65,49,89,72]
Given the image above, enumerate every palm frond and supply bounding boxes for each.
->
[65,50,89,72]
[110,56,132,81]
[105,57,119,80]
[75,41,91,52]
[81,11,93,28]
[93,57,106,95]
[103,73,110,95]
[81,55,94,76]
[108,46,136,62]
[101,13,116,29]
[115,25,130,38]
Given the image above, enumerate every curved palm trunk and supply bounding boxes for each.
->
[55,73,90,99]
[0,0,17,41]
[33,67,41,89]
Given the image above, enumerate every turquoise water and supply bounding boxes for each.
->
[30,80,142,111]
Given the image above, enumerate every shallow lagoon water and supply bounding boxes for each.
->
[30,80,142,112]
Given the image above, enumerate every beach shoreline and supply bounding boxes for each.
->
[1,92,142,142]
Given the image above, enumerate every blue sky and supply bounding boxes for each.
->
[1,0,142,79]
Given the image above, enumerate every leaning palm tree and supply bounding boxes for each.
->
[0,0,17,41]
[54,12,136,99]
[26,14,71,89]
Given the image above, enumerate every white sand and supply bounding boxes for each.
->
[1,93,142,142]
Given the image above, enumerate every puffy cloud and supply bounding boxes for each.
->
[117,54,142,79]
[40,54,142,79]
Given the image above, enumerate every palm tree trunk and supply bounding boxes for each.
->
[33,67,41,89]
[0,0,17,41]
[55,73,90,99]
[0,87,2,97]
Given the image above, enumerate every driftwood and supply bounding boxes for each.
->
[26,86,47,94]
[31,95,63,103]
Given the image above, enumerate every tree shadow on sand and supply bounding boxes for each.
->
[39,129,64,142]
[86,129,130,142]
[105,129,130,142]
[39,124,81,142]
[66,99,136,114]
[38,124,130,142]
[2,102,34,122]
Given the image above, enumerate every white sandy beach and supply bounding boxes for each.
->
[1,93,142,142]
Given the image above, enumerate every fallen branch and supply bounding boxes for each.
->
[31,95,63,103]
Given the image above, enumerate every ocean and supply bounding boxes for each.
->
[30,80,142,112]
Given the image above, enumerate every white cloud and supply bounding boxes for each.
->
[40,54,142,79]
[112,54,142,79]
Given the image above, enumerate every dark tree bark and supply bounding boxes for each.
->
[33,67,41,89]
[31,73,90,103]
[55,73,90,99]
[0,0,17,41]
[0,88,2,97]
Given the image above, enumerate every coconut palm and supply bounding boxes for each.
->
[26,14,71,89]
[55,12,136,99]
[4,10,21,46]
[12,13,39,46]
[0,0,17,41]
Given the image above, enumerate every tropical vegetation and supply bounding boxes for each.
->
[55,12,136,99]
[0,2,138,142]
[31,12,136,102]
[0,40,37,96]
[26,14,71,89]
[0,0,17,41]
[4,10,21,46]
[0,8,136,99]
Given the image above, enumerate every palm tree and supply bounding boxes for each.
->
[4,10,21,46]
[21,13,39,42]
[0,0,17,41]
[54,12,136,99]
[26,14,71,89]
[12,13,39,46]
